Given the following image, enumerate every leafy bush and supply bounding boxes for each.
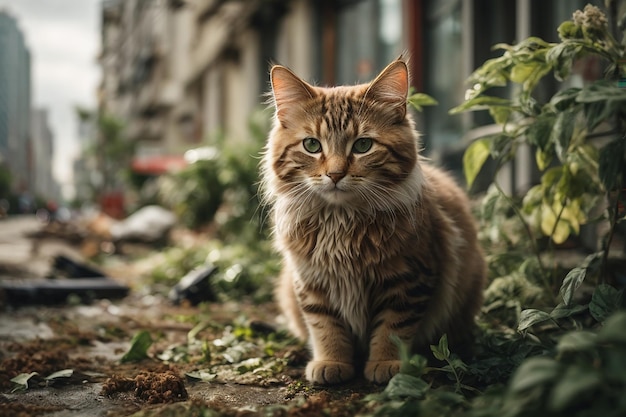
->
[364,312,626,417]
[451,3,626,323]
[158,158,225,229]
[157,108,270,239]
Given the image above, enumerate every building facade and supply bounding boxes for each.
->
[0,10,31,194]
[97,0,604,190]
[30,108,60,202]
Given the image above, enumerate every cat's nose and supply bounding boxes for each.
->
[327,171,346,184]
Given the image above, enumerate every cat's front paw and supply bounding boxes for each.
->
[364,360,401,384]
[305,360,354,385]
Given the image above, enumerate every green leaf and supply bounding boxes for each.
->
[548,365,600,412]
[535,148,553,171]
[510,62,538,83]
[407,93,438,112]
[596,311,626,344]
[488,106,512,125]
[465,56,510,90]
[463,138,491,188]
[481,184,502,219]
[590,284,624,323]
[522,64,552,94]
[556,331,597,353]
[550,87,582,111]
[526,112,556,150]
[599,138,625,191]
[576,80,626,103]
[578,80,626,130]
[557,21,582,40]
[489,134,514,161]
[393,332,427,377]
[540,202,571,244]
[583,102,609,132]
[121,330,153,363]
[518,308,552,331]
[551,108,577,163]
[400,354,428,378]
[546,41,583,81]
[10,372,38,392]
[45,369,74,380]
[450,95,512,114]
[383,373,430,400]
[557,255,603,303]
[550,303,588,320]
[559,266,586,306]
[185,369,217,382]
[430,334,451,361]
[508,357,560,393]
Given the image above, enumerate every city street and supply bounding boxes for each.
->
[0,215,371,417]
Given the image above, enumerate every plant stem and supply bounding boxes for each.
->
[493,180,550,289]
[600,186,622,284]
[547,197,569,290]
[445,357,462,393]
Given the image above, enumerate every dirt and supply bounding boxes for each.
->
[101,370,189,404]
[0,219,383,417]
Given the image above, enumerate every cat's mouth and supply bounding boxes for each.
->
[319,185,354,204]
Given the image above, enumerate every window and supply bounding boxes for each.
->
[335,0,403,85]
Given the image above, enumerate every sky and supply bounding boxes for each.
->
[0,0,101,199]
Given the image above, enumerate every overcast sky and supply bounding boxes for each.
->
[0,0,101,199]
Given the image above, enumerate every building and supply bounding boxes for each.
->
[98,0,604,189]
[0,9,31,194]
[30,108,60,202]
[99,0,192,170]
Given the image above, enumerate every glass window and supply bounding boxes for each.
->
[335,0,403,85]
[422,0,464,151]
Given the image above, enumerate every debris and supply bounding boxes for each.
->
[110,205,177,243]
[101,371,188,404]
[0,278,129,305]
[169,264,218,305]
[0,254,129,306]
[51,254,105,278]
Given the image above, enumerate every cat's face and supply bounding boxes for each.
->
[264,60,421,212]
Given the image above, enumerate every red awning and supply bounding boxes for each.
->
[131,155,188,175]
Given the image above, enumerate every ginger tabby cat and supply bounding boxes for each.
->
[261,58,486,385]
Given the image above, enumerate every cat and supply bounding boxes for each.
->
[260,57,486,385]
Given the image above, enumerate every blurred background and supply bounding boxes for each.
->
[0,0,605,220]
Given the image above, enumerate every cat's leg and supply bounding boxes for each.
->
[275,267,308,340]
[365,277,434,384]
[295,280,355,385]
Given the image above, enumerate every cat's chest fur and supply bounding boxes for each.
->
[279,205,406,341]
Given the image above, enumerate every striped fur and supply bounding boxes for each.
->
[261,59,486,385]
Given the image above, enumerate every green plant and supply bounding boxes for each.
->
[158,158,225,229]
[156,108,270,237]
[451,3,626,325]
[76,108,135,201]
[484,311,626,417]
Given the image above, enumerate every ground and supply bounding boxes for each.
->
[0,216,381,417]
[4,215,623,417]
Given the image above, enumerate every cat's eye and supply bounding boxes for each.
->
[352,138,373,154]
[303,137,322,153]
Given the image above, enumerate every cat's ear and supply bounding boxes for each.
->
[365,60,409,121]
[270,65,317,126]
